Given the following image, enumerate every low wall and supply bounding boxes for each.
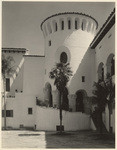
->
[35,106,91,131]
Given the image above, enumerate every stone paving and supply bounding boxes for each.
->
[2,130,115,148]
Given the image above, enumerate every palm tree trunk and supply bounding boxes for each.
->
[59,92,62,133]
[3,78,6,130]
[99,111,103,133]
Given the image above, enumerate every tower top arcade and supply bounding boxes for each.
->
[41,12,98,37]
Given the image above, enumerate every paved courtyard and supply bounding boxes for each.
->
[2,130,115,148]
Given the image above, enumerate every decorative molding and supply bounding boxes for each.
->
[2,48,28,53]
[24,55,45,57]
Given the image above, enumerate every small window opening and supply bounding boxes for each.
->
[49,40,51,46]
[111,57,115,76]
[75,20,77,29]
[82,22,84,30]
[68,20,71,29]
[102,67,104,81]
[28,108,33,114]
[82,76,85,82]
[61,21,64,30]
[55,23,57,31]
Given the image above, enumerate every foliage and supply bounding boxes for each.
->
[105,73,115,109]
[2,54,15,78]
[91,74,115,133]
[49,62,72,133]
[49,63,73,92]
[92,79,108,112]
[92,74,115,111]
[2,54,15,130]
[36,98,49,107]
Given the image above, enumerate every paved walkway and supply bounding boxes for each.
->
[2,130,115,148]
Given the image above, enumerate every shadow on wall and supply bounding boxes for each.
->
[6,59,24,98]
[69,47,95,95]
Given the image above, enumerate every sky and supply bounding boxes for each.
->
[2,1,115,55]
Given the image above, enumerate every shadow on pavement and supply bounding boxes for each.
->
[44,130,115,148]
[18,134,40,136]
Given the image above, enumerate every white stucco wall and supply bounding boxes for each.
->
[2,93,36,128]
[23,56,45,99]
[35,106,91,131]
[95,25,115,81]
[2,52,25,97]
[2,55,45,129]
[69,47,96,96]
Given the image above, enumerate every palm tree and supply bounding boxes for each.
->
[92,74,115,133]
[92,79,108,133]
[2,54,15,130]
[105,73,115,133]
[49,63,72,133]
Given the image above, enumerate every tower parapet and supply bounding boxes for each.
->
[41,12,98,37]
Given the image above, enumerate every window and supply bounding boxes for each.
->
[98,62,104,81]
[81,22,84,30]
[60,52,68,63]
[6,78,10,92]
[47,22,52,34]
[28,108,33,114]
[2,110,13,117]
[55,22,57,31]
[61,21,64,30]
[82,76,85,82]
[111,57,115,76]
[75,20,77,29]
[49,40,51,46]
[102,67,104,81]
[68,20,71,29]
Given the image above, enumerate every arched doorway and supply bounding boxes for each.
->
[76,91,84,112]
[97,62,104,81]
[44,82,53,107]
[75,90,88,113]
[106,53,115,76]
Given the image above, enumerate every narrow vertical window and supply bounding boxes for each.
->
[111,57,115,76]
[6,78,10,92]
[75,20,77,29]
[55,22,57,31]
[82,22,84,30]
[102,67,104,81]
[68,20,71,29]
[61,21,64,30]
[82,76,85,82]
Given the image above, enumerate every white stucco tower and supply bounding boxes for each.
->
[41,12,98,107]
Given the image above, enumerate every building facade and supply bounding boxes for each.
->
[2,9,115,132]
